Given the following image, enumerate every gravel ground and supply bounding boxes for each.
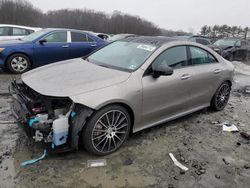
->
[0,63,250,188]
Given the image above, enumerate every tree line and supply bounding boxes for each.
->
[0,0,163,35]
[0,0,192,36]
[200,25,249,41]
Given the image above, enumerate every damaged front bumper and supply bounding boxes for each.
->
[9,80,93,153]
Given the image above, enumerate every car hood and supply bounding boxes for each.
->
[0,39,30,47]
[22,58,131,97]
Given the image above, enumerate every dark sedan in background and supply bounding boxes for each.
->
[213,38,250,61]
[174,35,222,54]
[0,29,107,73]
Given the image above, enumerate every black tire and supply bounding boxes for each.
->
[227,53,233,62]
[6,53,31,74]
[82,105,131,156]
[210,82,231,111]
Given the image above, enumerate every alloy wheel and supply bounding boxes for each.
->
[91,110,129,153]
[216,83,230,109]
[10,56,28,73]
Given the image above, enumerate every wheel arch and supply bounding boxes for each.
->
[5,52,33,68]
[95,102,135,134]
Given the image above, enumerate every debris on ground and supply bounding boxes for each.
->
[191,160,207,175]
[169,153,188,171]
[0,90,10,96]
[87,159,107,168]
[221,122,239,132]
[240,131,250,140]
[211,121,220,125]
[222,158,230,165]
[0,120,17,124]
[123,157,133,166]
[21,150,47,167]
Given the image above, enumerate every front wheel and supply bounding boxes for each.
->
[6,53,31,74]
[82,105,131,156]
[210,82,231,111]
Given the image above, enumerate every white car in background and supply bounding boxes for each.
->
[0,24,41,41]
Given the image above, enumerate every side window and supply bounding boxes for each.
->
[241,41,246,47]
[71,32,88,42]
[235,40,241,47]
[0,27,11,36]
[44,32,67,43]
[26,29,34,35]
[190,46,217,65]
[87,36,94,42]
[153,46,188,69]
[71,32,95,42]
[12,28,29,36]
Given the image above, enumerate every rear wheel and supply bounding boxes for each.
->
[6,53,31,74]
[82,105,131,156]
[210,82,231,111]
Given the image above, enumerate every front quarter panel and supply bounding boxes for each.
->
[70,70,143,128]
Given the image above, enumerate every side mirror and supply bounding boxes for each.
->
[39,39,47,45]
[152,63,173,78]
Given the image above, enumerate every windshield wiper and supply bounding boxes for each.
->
[98,64,110,68]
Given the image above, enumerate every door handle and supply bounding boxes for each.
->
[214,69,221,74]
[181,74,191,80]
[91,44,97,47]
[62,45,69,48]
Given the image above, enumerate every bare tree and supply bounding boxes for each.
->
[200,25,250,41]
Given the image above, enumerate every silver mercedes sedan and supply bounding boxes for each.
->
[10,36,234,155]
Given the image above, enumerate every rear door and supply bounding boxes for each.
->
[186,46,224,108]
[69,31,98,58]
[142,46,196,126]
[33,31,70,66]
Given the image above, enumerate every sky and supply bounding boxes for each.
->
[28,0,249,33]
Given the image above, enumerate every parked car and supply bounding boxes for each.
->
[174,35,221,54]
[0,29,107,73]
[0,24,41,41]
[96,33,110,40]
[213,38,250,61]
[174,35,212,45]
[107,34,137,42]
[11,36,234,155]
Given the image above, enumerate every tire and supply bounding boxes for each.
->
[227,53,233,62]
[82,105,131,156]
[6,53,31,74]
[210,82,231,111]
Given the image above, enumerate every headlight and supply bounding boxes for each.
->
[0,48,5,53]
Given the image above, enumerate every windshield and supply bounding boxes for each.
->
[87,41,157,72]
[21,30,48,41]
[214,39,237,46]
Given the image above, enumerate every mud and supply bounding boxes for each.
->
[0,64,250,188]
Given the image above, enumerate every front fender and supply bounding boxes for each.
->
[70,80,142,125]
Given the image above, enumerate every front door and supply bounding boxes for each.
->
[33,31,69,67]
[142,46,195,126]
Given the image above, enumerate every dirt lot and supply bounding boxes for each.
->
[0,62,250,188]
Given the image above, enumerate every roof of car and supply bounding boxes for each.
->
[44,28,90,32]
[0,24,41,31]
[122,36,177,46]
